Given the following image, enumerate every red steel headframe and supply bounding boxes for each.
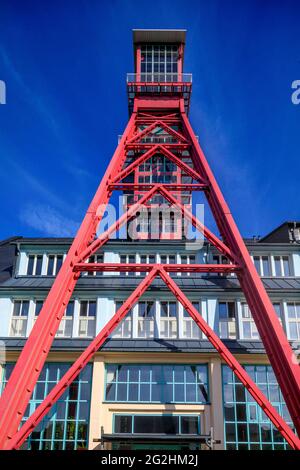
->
[0,96,299,449]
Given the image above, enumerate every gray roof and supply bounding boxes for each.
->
[1,337,299,354]
[1,275,299,293]
[133,29,186,44]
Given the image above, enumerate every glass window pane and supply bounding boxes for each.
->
[114,415,132,434]
[55,255,63,275]
[274,257,281,276]
[27,256,35,275]
[35,256,43,275]
[262,256,270,276]
[282,257,290,276]
[181,416,198,434]
[47,255,55,275]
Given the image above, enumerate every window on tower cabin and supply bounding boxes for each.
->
[138,155,177,184]
[140,44,178,82]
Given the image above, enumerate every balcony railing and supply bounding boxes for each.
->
[127,73,192,83]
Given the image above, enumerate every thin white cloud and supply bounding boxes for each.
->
[20,204,79,237]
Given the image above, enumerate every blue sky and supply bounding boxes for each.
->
[0,0,299,240]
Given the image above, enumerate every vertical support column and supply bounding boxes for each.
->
[178,301,184,338]
[209,358,225,450]
[236,299,243,340]
[0,298,13,337]
[72,298,80,338]
[155,299,160,338]
[207,298,218,334]
[26,300,36,337]
[18,252,28,275]
[41,254,48,276]
[88,357,104,450]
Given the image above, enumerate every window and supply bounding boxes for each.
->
[10,300,29,337]
[219,302,236,339]
[212,255,230,276]
[105,364,209,403]
[1,363,92,450]
[241,303,259,340]
[140,254,156,276]
[120,254,136,276]
[78,301,96,337]
[47,255,64,276]
[286,303,300,340]
[272,302,283,326]
[34,300,43,317]
[56,301,74,338]
[27,255,43,275]
[253,256,271,276]
[160,254,176,266]
[274,256,291,277]
[183,302,202,339]
[137,301,155,338]
[112,301,132,338]
[222,365,295,450]
[114,414,200,436]
[160,302,177,338]
[140,44,178,82]
[86,254,104,276]
[180,254,196,276]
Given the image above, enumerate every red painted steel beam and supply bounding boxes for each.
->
[5,268,159,450]
[0,113,137,448]
[114,144,205,185]
[109,183,207,191]
[157,267,300,450]
[74,262,240,273]
[157,185,237,262]
[76,185,159,263]
[127,119,188,145]
[179,102,300,435]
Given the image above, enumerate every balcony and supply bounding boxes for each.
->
[126,73,192,115]
[127,73,192,83]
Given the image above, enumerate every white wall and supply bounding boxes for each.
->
[0,298,12,336]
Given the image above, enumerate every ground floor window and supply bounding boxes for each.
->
[105,364,209,404]
[222,364,294,450]
[114,414,200,435]
[1,363,92,450]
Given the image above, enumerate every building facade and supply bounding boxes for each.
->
[0,29,299,451]
[0,221,299,450]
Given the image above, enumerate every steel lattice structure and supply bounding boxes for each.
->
[0,30,300,450]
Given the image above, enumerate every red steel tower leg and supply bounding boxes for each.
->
[0,113,136,447]
[179,100,300,435]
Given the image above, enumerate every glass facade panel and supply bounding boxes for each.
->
[114,414,200,436]
[222,365,295,449]
[1,363,92,450]
[105,364,209,404]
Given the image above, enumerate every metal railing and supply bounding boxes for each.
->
[127,73,192,83]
